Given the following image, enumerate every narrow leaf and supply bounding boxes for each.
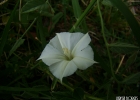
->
[102,0,113,6]
[109,0,140,46]
[37,16,47,48]
[122,72,140,84]
[125,51,138,68]
[51,78,58,90]
[22,0,45,13]
[51,12,63,31]
[72,0,88,32]
[108,42,139,53]
[0,0,19,57]
[121,51,138,73]
[9,39,25,56]
[72,0,82,19]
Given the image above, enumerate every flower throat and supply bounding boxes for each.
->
[63,48,73,60]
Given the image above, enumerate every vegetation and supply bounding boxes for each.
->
[0,0,140,99]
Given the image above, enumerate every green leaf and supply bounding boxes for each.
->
[37,16,47,48]
[108,42,139,53]
[73,87,84,100]
[52,12,63,25]
[72,0,88,32]
[9,38,25,56]
[50,12,63,31]
[125,51,138,68]
[51,78,58,90]
[121,52,138,74]
[72,0,82,19]
[22,0,45,13]
[0,0,19,57]
[122,72,140,84]
[21,91,39,99]
[92,44,112,75]
[22,0,54,15]
[109,0,140,46]
[102,0,113,6]
[69,0,96,32]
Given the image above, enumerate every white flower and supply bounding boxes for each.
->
[38,32,96,82]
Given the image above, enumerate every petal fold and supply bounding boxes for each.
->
[56,32,85,51]
[72,33,91,55]
[42,58,62,66]
[56,32,71,50]
[49,60,77,82]
[73,57,95,70]
[37,44,64,60]
[49,34,64,53]
[74,45,94,59]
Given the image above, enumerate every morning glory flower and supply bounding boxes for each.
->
[38,32,96,82]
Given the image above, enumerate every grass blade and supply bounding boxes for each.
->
[37,16,47,48]
[109,0,140,46]
[9,39,25,56]
[22,0,45,13]
[8,18,37,57]
[72,0,82,19]
[69,0,96,32]
[72,0,88,32]
[122,72,140,84]
[0,0,19,57]
[108,42,139,53]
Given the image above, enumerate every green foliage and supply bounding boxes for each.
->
[0,0,19,57]
[102,0,113,6]
[108,42,139,53]
[122,72,140,84]
[0,0,140,99]
[9,38,25,56]
[109,0,140,46]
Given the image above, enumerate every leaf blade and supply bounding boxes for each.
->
[108,42,139,53]
[9,38,25,56]
[109,0,140,46]
[22,0,45,13]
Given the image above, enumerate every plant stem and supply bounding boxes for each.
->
[69,0,97,32]
[97,0,112,70]
[97,0,120,83]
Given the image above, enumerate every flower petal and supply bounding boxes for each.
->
[42,58,62,66]
[62,60,77,78]
[49,60,77,82]
[56,32,84,51]
[56,32,71,50]
[70,32,84,51]
[73,57,95,70]
[49,35,63,53]
[37,44,64,60]
[74,45,94,60]
[72,33,91,55]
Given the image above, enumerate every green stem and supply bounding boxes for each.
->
[21,18,37,39]
[8,18,37,58]
[97,0,120,83]
[69,0,97,32]
[97,0,112,69]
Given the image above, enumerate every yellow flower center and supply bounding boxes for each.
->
[63,48,73,60]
